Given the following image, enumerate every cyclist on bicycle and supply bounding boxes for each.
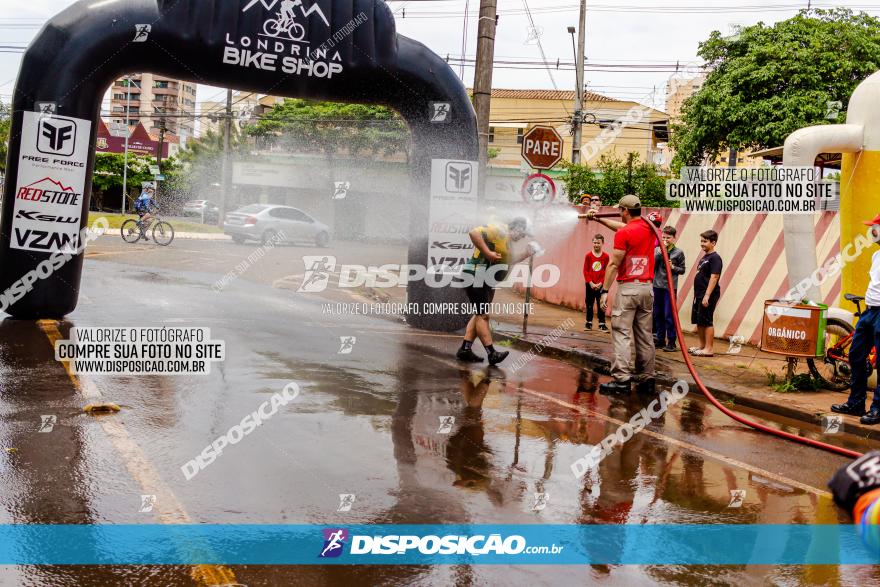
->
[832,213,880,425]
[280,0,300,23]
[134,187,159,242]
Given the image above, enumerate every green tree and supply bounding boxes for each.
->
[562,153,670,207]
[671,8,880,168]
[91,152,181,210]
[246,99,409,159]
[0,100,10,174]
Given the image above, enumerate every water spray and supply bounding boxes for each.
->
[580,212,862,459]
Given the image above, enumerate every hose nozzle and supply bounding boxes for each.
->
[577,213,590,219]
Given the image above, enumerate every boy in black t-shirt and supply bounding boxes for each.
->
[689,230,722,357]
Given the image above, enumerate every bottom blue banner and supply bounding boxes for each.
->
[0,524,875,565]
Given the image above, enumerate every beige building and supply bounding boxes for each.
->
[483,88,669,171]
[109,74,197,142]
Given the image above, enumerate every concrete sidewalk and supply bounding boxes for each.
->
[95,232,230,242]
[485,287,880,446]
[173,232,230,241]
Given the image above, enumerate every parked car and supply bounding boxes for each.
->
[182,200,220,223]
[223,204,331,247]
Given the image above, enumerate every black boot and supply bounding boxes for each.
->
[487,350,509,366]
[861,407,880,425]
[636,378,656,395]
[456,342,484,363]
[831,402,865,417]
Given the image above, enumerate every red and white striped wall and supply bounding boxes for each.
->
[528,206,841,345]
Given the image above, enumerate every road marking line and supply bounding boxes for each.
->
[36,320,238,586]
[85,251,141,258]
[420,350,831,498]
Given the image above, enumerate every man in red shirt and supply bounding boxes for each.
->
[586,194,656,394]
[583,234,610,331]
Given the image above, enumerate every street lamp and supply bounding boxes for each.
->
[121,75,141,215]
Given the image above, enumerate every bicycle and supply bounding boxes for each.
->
[121,214,175,246]
[807,293,876,391]
[263,13,305,42]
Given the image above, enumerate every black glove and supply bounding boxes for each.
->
[829,450,880,512]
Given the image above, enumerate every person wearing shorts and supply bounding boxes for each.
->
[690,230,722,357]
[456,217,537,366]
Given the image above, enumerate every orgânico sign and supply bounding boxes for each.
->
[521,125,563,170]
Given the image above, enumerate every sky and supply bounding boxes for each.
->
[0,0,875,117]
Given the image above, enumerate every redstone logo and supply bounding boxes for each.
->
[16,177,82,207]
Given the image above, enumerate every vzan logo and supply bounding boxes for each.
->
[37,117,77,156]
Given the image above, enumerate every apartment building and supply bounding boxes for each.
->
[198,93,285,137]
[109,74,197,142]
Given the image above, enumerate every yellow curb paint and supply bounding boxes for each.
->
[36,320,237,586]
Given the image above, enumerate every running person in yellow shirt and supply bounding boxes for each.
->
[456,217,538,365]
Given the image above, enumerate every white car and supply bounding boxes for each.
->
[182,200,220,223]
[223,204,332,247]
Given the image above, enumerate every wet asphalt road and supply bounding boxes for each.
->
[0,236,878,586]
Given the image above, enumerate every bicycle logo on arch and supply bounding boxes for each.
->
[258,0,329,43]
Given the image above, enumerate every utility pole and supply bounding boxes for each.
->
[156,120,166,200]
[219,89,233,226]
[571,0,587,165]
[122,76,134,215]
[472,0,498,201]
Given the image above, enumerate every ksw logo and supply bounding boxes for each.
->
[446,162,473,193]
[37,117,77,156]
[431,241,474,250]
[16,210,78,224]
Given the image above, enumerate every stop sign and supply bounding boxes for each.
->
[521,125,564,170]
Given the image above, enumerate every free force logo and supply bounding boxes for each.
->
[13,112,90,254]
[446,162,473,193]
[319,528,348,558]
[37,117,77,156]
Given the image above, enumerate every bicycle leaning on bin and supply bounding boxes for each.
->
[806,293,876,391]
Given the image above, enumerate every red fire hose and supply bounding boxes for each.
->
[585,212,862,459]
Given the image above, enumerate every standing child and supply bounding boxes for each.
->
[653,226,686,352]
[690,230,722,357]
[583,234,610,331]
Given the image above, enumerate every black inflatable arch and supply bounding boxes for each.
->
[1,0,477,330]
